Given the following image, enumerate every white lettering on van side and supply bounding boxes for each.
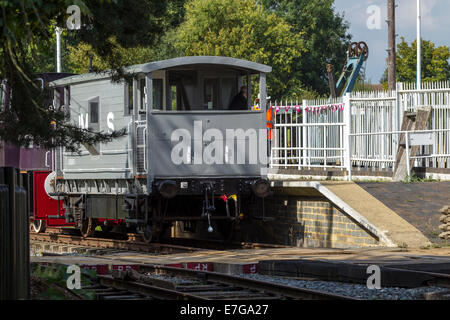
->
[107,112,115,133]
[78,113,88,129]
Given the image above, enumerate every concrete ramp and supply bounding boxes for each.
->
[272,180,432,248]
[321,182,431,248]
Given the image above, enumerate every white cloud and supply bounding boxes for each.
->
[396,0,438,30]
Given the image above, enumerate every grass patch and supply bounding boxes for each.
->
[31,264,97,300]
[402,172,440,183]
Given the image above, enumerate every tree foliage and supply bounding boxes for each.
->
[66,0,186,74]
[0,0,176,150]
[262,0,352,94]
[173,0,307,100]
[67,39,153,74]
[381,37,450,84]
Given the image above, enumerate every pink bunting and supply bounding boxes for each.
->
[271,103,346,113]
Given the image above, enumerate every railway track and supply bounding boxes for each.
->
[30,230,202,255]
[98,264,357,300]
[30,229,450,299]
[30,228,297,255]
[32,261,356,300]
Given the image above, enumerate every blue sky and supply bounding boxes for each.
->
[334,0,450,83]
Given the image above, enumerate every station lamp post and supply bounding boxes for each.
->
[417,0,421,90]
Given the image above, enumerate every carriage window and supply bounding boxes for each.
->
[89,101,99,124]
[204,78,219,110]
[88,98,100,154]
[162,69,251,111]
[221,78,237,109]
[170,85,178,110]
[125,82,133,115]
[137,78,164,111]
[153,79,163,110]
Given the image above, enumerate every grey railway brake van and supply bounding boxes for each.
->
[50,56,272,241]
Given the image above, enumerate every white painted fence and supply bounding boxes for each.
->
[269,81,450,175]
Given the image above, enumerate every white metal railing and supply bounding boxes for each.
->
[349,91,397,171]
[350,129,450,176]
[269,81,450,175]
[270,98,346,168]
[398,82,450,169]
[270,122,347,170]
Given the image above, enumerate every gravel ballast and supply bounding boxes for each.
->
[241,274,448,300]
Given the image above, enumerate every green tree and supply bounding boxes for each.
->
[381,37,450,84]
[67,39,153,74]
[66,1,187,74]
[0,0,178,150]
[262,0,352,94]
[173,0,307,100]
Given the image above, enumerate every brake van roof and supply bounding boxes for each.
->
[51,56,272,87]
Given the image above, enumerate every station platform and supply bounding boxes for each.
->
[259,180,447,248]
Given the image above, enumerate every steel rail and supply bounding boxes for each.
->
[97,275,209,300]
[31,230,298,252]
[136,264,357,300]
[30,232,202,254]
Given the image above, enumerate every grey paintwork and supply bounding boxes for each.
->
[148,111,267,178]
[62,79,132,179]
[51,56,272,87]
[55,57,271,185]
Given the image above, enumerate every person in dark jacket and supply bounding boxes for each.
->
[229,86,248,110]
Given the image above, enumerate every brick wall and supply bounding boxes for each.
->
[240,196,380,248]
[294,200,379,248]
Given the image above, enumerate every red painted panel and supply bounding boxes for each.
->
[47,218,73,227]
[33,171,72,227]
[242,263,258,274]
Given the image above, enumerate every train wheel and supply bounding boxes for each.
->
[142,223,164,243]
[80,218,96,238]
[31,220,46,233]
[142,224,153,243]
